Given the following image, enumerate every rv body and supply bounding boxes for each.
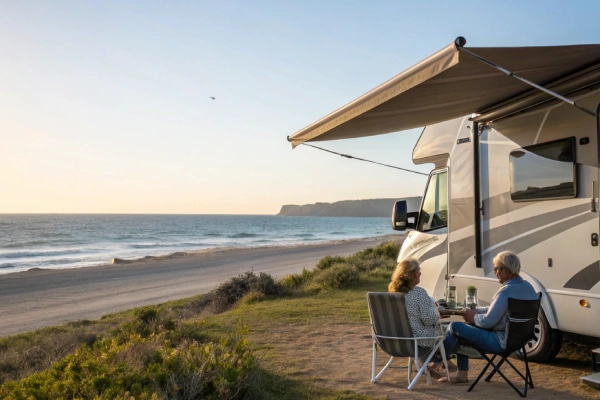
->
[395,89,600,361]
[287,37,600,362]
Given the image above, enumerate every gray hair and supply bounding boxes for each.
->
[493,251,521,274]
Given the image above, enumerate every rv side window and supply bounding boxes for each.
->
[419,171,448,231]
[509,138,576,202]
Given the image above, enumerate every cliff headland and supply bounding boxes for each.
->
[277,197,422,217]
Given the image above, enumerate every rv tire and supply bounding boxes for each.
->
[517,307,563,363]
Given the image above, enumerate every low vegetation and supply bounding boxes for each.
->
[0,241,401,399]
[1,239,595,399]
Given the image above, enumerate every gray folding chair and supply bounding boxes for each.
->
[367,292,450,390]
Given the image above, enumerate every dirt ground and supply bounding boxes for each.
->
[253,323,600,400]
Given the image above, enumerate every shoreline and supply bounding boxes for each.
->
[1,234,397,276]
[0,234,404,337]
[112,234,398,264]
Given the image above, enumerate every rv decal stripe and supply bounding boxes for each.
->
[563,261,600,290]
[484,203,590,246]
[483,192,529,221]
[481,212,597,272]
[419,238,448,263]
[450,212,597,275]
[449,235,475,275]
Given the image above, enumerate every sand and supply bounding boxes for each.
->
[0,235,402,337]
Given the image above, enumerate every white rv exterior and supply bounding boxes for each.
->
[288,37,600,362]
[399,89,600,361]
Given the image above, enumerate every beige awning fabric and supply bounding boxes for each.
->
[288,38,600,148]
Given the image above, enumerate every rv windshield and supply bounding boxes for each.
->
[419,171,448,231]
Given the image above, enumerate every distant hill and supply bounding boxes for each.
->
[277,197,422,217]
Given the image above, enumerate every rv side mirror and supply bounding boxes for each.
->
[392,201,417,231]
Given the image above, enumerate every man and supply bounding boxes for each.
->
[439,251,538,383]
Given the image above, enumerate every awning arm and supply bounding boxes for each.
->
[455,38,598,119]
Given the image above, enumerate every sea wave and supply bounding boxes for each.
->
[203,233,223,237]
[227,233,259,238]
[0,263,15,269]
[44,232,73,238]
[0,249,83,259]
[129,242,215,249]
[293,233,314,237]
[3,240,51,249]
[45,258,85,266]
[130,243,175,249]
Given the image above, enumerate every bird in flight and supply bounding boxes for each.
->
[210,97,215,100]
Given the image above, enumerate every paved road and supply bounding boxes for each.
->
[0,236,402,336]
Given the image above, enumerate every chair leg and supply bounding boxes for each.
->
[468,352,495,392]
[468,349,531,397]
[484,354,501,382]
[485,356,528,397]
[372,342,394,383]
[523,348,534,389]
[523,349,531,396]
[439,340,451,381]
[371,342,377,382]
[503,357,529,384]
[373,354,395,383]
[407,341,442,390]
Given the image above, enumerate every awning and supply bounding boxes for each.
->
[288,37,600,148]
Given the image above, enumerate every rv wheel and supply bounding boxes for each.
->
[516,306,563,363]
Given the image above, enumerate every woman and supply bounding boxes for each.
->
[389,258,452,377]
[389,258,441,348]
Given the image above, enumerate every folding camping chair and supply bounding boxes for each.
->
[367,292,450,390]
[462,296,541,397]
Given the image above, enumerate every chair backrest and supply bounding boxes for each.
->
[367,292,416,357]
[505,296,541,350]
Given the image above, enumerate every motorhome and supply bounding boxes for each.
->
[288,37,600,362]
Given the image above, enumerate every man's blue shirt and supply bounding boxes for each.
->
[473,276,538,348]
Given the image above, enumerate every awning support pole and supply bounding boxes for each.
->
[455,38,598,118]
[473,121,482,268]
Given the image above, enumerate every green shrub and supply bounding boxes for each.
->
[0,330,99,385]
[241,290,266,305]
[306,263,360,292]
[280,268,314,289]
[315,255,345,271]
[353,241,400,261]
[372,242,400,259]
[134,307,158,324]
[211,271,286,313]
[346,242,399,275]
[1,324,255,400]
[281,241,400,292]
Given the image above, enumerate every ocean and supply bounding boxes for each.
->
[0,214,391,275]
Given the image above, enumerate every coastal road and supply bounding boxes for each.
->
[0,235,403,337]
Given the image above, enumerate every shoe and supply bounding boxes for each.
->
[427,367,444,379]
[441,360,458,373]
[438,375,469,383]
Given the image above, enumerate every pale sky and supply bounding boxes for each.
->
[1,0,599,214]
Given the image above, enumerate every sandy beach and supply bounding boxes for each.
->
[0,235,403,337]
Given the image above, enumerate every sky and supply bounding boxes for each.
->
[1,0,599,214]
